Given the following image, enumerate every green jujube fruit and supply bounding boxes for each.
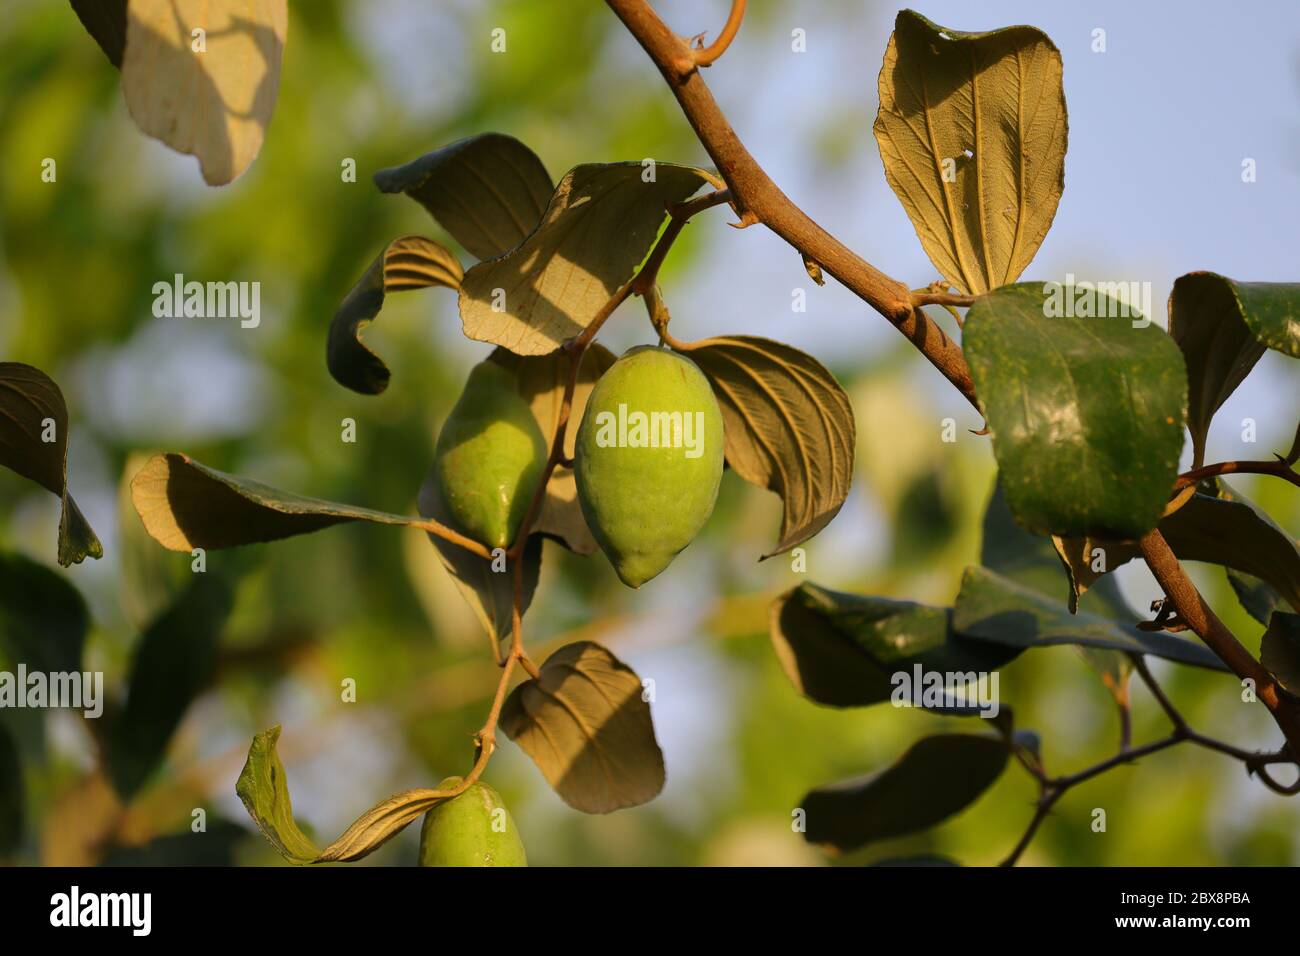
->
[434,361,548,550]
[575,346,724,588]
[419,776,527,867]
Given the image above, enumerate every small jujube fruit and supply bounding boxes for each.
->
[434,360,547,550]
[419,777,527,867]
[575,345,724,588]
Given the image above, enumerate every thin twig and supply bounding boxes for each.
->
[1174,457,1300,491]
[692,0,747,69]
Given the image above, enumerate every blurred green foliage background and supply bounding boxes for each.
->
[0,0,1297,866]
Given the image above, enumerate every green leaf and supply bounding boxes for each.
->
[1057,481,1300,616]
[0,363,102,566]
[964,283,1187,539]
[328,235,463,395]
[1261,612,1300,695]
[107,575,235,800]
[131,453,439,551]
[0,552,88,676]
[980,483,1135,701]
[801,733,1009,852]
[953,566,1227,670]
[375,133,553,261]
[1169,273,1271,465]
[676,336,856,557]
[1228,570,1280,626]
[70,0,128,67]
[458,163,718,355]
[237,725,450,864]
[873,10,1067,295]
[416,463,542,653]
[121,0,287,185]
[770,583,1016,708]
[501,641,665,814]
[487,344,617,555]
[0,720,21,858]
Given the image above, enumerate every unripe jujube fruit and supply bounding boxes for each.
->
[434,361,547,550]
[575,345,724,588]
[418,777,527,867]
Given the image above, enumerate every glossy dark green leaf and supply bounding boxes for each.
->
[70,0,128,67]
[108,574,235,799]
[801,734,1009,852]
[416,464,542,653]
[0,720,21,857]
[0,551,89,674]
[459,163,718,355]
[964,284,1187,539]
[953,566,1226,670]
[0,363,102,566]
[980,483,1135,701]
[1169,273,1265,465]
[374,133,553,261]
[131,453,439,551]
[1261,612,1300,695]
[1057,481,1299,616]
[328,235,463,394]
[769,583,1016,708]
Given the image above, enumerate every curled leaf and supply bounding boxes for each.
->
[1261,612,1300,695]
[329,235,463,395]
[236,726,449,864]
[0,363,102,566]
[676,335,855,556]
[501,642,664,813]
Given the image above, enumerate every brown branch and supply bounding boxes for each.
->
[605,0,979,410]
[1174,457,1300,491]
[1138,528,1300,751]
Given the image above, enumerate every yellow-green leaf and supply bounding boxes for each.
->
[236,726,449,864]
[874,10,1067,294]
[122,0,288,185]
